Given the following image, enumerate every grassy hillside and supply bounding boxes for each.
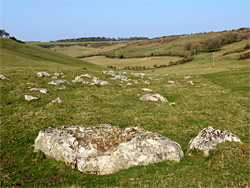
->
[79,38,249,72]
[152,39,250,75]
[51,42,130,58]
[0,37,101,70]
[1,37,249,187]
[103,29,250,58]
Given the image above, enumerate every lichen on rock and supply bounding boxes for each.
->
[187,127,242,156]
[34,124,183,175]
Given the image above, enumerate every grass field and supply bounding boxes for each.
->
[1,37,249,187]
[27,41,131,46]
[83,56,183,69]
[51,42,130,58]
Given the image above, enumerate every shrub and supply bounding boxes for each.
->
[244,43,250,49]
[185,42,192,51]
[204,38,222,52]
[221,33,238,45]
[169,61,175,65]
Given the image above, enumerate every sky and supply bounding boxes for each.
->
[1,0,249,42]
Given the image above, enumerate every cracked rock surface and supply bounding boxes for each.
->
[34,124,183,175]
[187,127,241,156]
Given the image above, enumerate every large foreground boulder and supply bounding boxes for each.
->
[34,124,183,175]
[187,127,242,156]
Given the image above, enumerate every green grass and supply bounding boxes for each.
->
[1,37,249,187]
[0,37,102,70]
[51,42,130,58]
[83,55,183,69]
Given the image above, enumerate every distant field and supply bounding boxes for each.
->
[152,40,250,75]
[83,56,183,69]
[103,30,250,58]
[27,41,131,45]
[51,42,130,57]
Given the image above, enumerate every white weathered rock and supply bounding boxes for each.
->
[127,83,132,86]
[25,95,39,101]
[140,94,168,102]
[0,74,10,81]
[184,76,191,79]
[54,73,63,77]
[187,81,194,85]
[80,74,92,79]
[144,81,150,85]
[30,88,48,94]
[131,72,146,77]
[34,124,183,175]
[169,102,176,106]
[26,82,35,85]
[102,70,116,76]
[187,127,242,156]
[92,77,109,85]
[72,76,89,84]
[111,75,128,81]
[37,72,50,78]
[167,81,175,84]
[52,97,62,103]
[48,80,71,85]
[58,85,67,90]
[142,88,152,91]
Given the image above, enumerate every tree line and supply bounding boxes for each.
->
[0,29,25,44]
[52,37,149,42]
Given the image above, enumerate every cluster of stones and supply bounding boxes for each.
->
[34,124,241,175]
[23,72,70,103]
[34,124,184,175]
[2,71,199,106]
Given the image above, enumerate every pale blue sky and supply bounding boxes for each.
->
[1,0,249,41]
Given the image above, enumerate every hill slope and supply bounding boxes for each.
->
[104,28,250,58]
[0,37,101,70]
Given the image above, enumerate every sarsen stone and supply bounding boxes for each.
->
[34,124,184,175]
